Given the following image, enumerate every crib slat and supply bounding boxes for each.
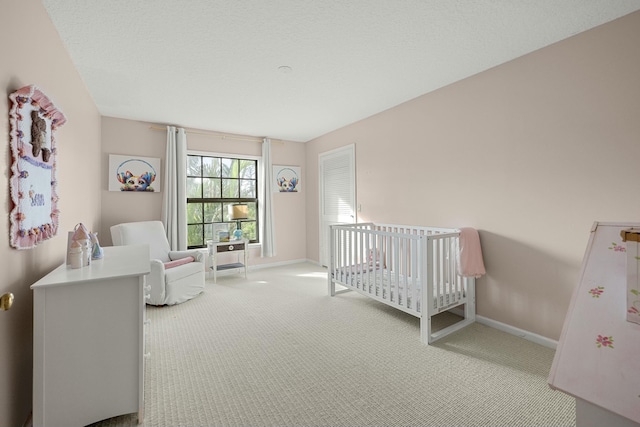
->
[434,237,441,310]
[448,237,456,306]
[367,229,373,294]
[340,228,344,282]
[358,229,364,289]
[393,236,399,304]
[397,236,404,307]
[411,238,417,311]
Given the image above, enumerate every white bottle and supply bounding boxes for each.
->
[82,242,91,267]
[69,242,83,269]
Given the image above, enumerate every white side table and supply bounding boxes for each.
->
[207,239,248,283]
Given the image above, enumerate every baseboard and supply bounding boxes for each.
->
[211,258,312,279]
[248,259,313,270]
[476,315,558,349]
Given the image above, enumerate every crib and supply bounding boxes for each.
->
[328,222,476,344]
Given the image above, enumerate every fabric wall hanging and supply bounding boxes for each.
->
[8,85,66,249]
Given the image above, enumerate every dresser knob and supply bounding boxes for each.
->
[0,293,14,311]
[229,245,234,250]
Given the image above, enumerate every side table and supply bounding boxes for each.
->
[207,239,248,283]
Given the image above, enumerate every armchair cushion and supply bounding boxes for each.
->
[169,249,204,263]
[111,221,205,305]
[163,256,194,269]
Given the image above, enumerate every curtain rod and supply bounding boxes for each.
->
[149,125,281,143]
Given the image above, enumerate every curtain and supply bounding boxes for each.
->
[260,138,276,257]
[162,126,188,251]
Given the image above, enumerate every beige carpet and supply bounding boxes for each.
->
[93,262,575,427]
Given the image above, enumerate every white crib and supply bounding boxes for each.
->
[328,222,476,344]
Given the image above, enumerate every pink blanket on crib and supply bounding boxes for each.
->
[458,227,486,278]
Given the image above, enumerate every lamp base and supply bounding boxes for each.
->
[233,228,243,240]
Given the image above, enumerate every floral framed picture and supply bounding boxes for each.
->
[8,85,66,250]
[108,154,161,192]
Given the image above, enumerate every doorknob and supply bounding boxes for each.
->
[0,293,14,311]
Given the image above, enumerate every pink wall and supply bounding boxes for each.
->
[0,2,102,425]
[3,3,638,425]
[100,117,307,267]
[306,11,640,341]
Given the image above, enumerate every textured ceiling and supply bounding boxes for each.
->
[42,1,640,142]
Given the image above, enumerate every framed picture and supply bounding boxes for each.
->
[273,165,301,193]
[8,85,67,249]
[212,223,230,242]
[108,154,161,192]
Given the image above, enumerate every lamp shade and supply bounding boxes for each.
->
[229,204,248,220]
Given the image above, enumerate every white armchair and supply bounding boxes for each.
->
[110,221,205,305]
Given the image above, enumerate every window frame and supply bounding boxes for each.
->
[186,150,260,248]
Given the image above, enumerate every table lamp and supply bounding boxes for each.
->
[228,204,248,240]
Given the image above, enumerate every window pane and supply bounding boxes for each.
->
[221,202,231,222]
[202,157,220,177]
[240,180,256,198]
[187,155,201,176]
[187,177,202,198]
[203,177,220,198]
[239,160,256,179]
[221,158,238,178]
[209,203,223,222]
[246,202,257,220]
[204,223,213,243]
[187,202,203,223]
[188,224,203,247]
[222,179,238,198]
[242,221,256,241]
[203,202,216,223]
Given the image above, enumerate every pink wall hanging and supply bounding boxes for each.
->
[8,85,66,249]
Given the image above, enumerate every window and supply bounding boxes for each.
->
[186,154,259,248]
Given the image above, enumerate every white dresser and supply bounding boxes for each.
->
[31,245,150,427]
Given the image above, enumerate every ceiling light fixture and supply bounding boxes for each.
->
[278,65,292,74]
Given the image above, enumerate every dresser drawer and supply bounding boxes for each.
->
[217,242,245,253]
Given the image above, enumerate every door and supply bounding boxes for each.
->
[319,144,356,267]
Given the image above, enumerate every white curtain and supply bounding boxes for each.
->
[162,126,188,251]
[260,138,276,257]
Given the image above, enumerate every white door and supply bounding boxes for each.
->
[319,144,356,267]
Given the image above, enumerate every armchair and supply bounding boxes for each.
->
[110,221,205,305]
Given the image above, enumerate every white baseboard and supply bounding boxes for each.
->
[475,315,558,349]
[247,259,313,271]
[210,258,312,279]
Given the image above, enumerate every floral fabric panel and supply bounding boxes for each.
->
[8,85,66,249]
[548,223,640,424]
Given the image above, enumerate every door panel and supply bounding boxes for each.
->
[319,145,356,267]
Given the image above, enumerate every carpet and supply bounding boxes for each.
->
[92,262,575,427]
